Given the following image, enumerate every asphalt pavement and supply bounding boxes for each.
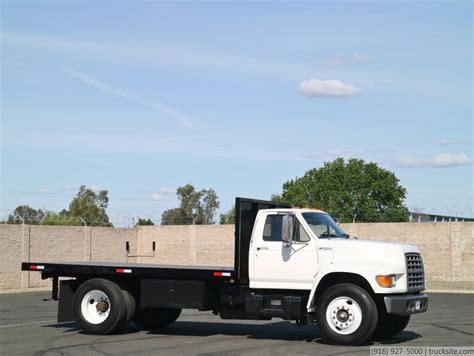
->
[0,292,472,355]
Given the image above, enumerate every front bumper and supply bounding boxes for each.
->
[384,293,428,315]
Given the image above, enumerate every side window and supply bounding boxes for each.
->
[292,219,310,242]
[263,215,283,241]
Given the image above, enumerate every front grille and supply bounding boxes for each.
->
[405,253,425,291]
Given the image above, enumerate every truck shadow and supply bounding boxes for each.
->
[149,320,320,342]
[43,320,422,345]
[375,331,422,344]
[147,321,422,345]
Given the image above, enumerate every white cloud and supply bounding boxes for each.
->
[11,131,302,162]
[327,147,353,156]
[39,188,50,193]
[3,32,315,79]
[150,187,176,201]
[88,185,102,193]
[298,79,361,97]
[62,184,102,192]
[439,138,470,146]
[63,184,79,191]
[159,187,176,194]
[65,68,135,100]
[374,81,392,86]
[64,68,196,128]
[150,193,166,201]
[395,153,473,168]
[301,153,321,160]
[352,53,369,65]
[324,57,345,68]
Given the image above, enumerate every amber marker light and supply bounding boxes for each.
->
[376,275,396,288]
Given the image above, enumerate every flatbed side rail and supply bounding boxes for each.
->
[21,262,236,281]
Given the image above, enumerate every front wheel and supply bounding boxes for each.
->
[374,315,410,339]
[316,283,378,345]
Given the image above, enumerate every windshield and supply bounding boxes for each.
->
[302,212,348,238]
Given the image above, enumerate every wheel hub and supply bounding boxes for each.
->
[336,308,350,323]
[96,300,109,313]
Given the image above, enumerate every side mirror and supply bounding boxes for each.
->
[282,214,294,247]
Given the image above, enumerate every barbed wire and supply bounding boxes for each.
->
[0,207,472,227]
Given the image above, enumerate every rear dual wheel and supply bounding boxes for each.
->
[73,278,135,335]
[133,307,181,329]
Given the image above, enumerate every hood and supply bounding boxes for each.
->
[331,238,420,275]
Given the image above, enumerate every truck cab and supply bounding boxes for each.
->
[247,207,428,344]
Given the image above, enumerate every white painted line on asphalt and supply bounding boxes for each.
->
[0,320,65,329]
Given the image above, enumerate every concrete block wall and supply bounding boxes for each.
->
[90,227,137,263]
[0,222,472,291]
[0,224,24,290]
[135,225,234,267]
[0,225,137,290]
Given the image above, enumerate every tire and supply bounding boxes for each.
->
[316,283,378,346]
[122,289,137,327]
[73,278,127,335]
[133,307,182,329]
[374,315,410,339]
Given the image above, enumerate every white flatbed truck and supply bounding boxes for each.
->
[22,197,428,345]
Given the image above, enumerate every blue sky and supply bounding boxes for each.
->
[1,1,472,224]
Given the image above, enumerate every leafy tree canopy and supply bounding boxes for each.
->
[219,206,235,224]
[161,184,220,225]
[7,205,45,224]
[68,185,112,227]
[136,218,154,226]
[273,158,409,223]
[41,210,81,226]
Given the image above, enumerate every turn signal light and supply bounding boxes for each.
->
[376,275,396,288]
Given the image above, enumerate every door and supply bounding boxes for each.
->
[251,213,318,290]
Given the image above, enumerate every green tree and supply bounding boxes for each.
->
[41,210,79,226]
[161,184,220,225]
[161,207,185,225]
[219,206,235,224]
[136,218,154,226]
[276,158,409,223]
[68,185,112,226]
[7,205,45,224]
[197,188,220,224]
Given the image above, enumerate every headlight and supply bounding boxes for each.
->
[376,274,396,288]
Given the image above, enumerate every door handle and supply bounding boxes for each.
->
[257,246,269,251]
